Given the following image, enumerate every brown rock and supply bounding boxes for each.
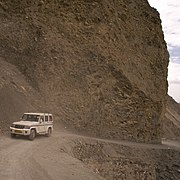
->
[0,0,169,142]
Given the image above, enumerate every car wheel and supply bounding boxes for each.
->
[29,129,36,140]
[11,133,16,138]
[46,128,52,137]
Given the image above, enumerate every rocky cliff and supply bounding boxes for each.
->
[0,0,169,142]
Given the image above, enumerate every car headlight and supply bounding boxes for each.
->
[24,125,30,129]
[11,124,15,128]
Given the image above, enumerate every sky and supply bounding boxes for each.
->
[148,0,180,103]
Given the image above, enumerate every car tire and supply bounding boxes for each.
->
[46,128,52,137]
[11,133,16,138]
[29,129,36,140]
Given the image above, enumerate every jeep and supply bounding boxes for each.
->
[10,113,53,140]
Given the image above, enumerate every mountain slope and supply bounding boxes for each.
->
[0,57,42,133]
[0,0,169,142]
[163,96,180,139]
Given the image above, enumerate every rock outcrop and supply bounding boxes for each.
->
[0,0,169,142]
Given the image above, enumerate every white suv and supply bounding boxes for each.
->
[10,113,53,140]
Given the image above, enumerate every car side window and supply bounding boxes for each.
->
[49,116,53,121]
[40,116,44,122]
[45,116,48,122]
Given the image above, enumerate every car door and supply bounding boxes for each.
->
[38,115,45,133]
[44,115,49,132]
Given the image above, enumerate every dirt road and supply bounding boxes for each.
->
[0,132,104,180]
[0,131,179,180]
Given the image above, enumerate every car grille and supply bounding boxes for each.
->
[15,125,25,129]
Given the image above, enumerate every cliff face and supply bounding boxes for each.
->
[0,0,169,142]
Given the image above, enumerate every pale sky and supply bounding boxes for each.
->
[148,0,180,102]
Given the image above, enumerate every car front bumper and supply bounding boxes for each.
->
[10,128,31,136]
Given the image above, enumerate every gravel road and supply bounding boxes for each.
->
[0,131,179,180]
[0,132,104,180]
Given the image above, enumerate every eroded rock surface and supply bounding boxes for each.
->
[0,0,169,142]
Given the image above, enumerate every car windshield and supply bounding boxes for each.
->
[22,114,40,122]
